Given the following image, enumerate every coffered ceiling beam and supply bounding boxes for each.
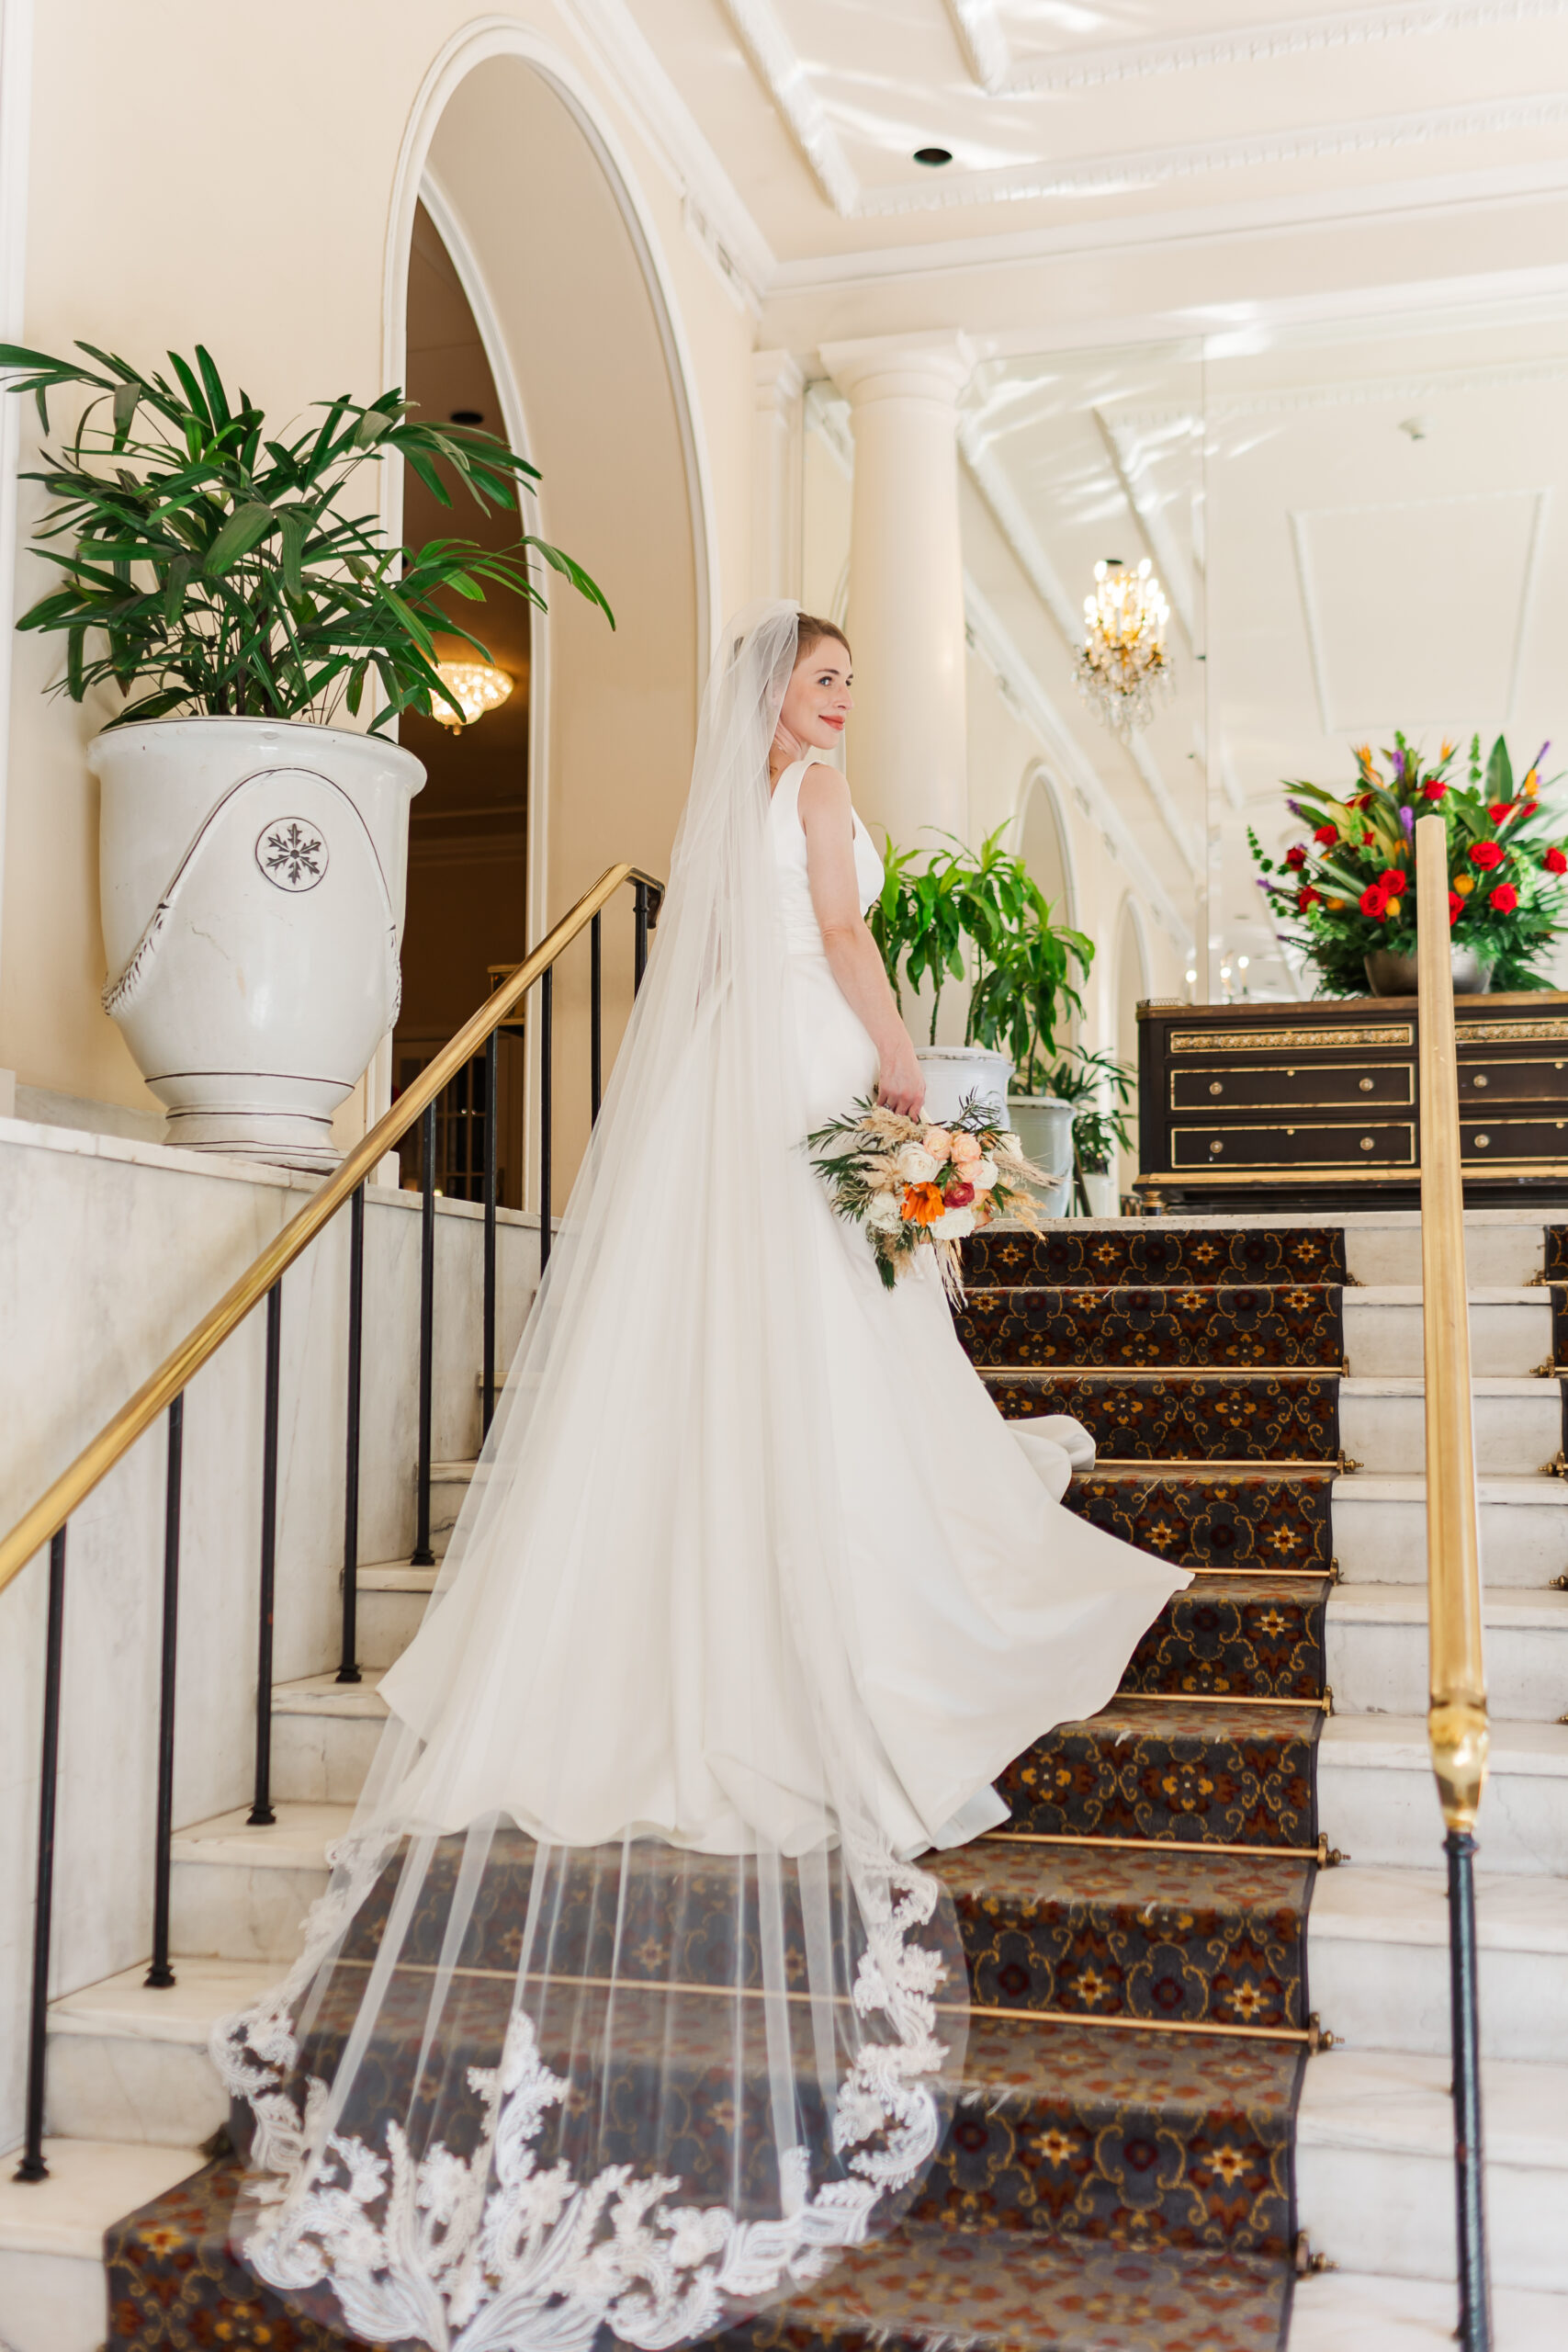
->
[719,0,857,216]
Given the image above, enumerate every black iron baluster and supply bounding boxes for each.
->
[145,1396,185,1987]
[1449,1826,1494,2350]
[249,1281,282,1827]
[412,1101,436,1566]
[483,1032,498,1438]
[634,880,649,992]
[591,910,604,1124]
[15,1527,67,2183]
[539,966,554,1272]
[338,1183,365,1683]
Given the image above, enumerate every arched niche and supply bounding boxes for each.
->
[382,28,714,1197]
[1019,764,1076,930]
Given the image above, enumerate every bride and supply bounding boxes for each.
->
[215,603,1188,2350]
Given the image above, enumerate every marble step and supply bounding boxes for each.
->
[1338,1375,1562,1475]
[1342,1286,1551,1377]
[1331,1473,1568,1585]
[1340,1212,1546,1290]
[45,1956,272,2147]
[1305,1862,1568,2062]
[1325,1584,1568,1720]
[1288,2269,1568,2351]
[1295,2045,1568,2290]
[354,1557,437,1668]
[1316,1714,1568,1873]
[268,1670,388,1804]
[170,1800,353,1962]
[0,2135,206,2352]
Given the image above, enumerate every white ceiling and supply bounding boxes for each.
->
[626,0,1568,281]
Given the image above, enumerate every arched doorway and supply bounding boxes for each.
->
[386,32,712,1207]
[1020,764,1077,1048]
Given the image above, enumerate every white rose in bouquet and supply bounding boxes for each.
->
[894,1142,940,1183]
[996,1132,1022,1158]
[931,1205,976,1239]
[969,1159,998,1193]
[864,1190,903,1232]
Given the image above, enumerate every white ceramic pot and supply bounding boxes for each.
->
[1081,1170,1120,1219]
[90,716,424,1170]
[915,1045,1013,1126]
[1007,1094,1077,1216]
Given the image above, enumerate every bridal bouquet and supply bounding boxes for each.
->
[807,1095,1047,1295]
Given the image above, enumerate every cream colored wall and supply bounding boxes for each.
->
[0,1,755,1124]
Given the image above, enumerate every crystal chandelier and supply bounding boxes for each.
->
[1074,558,1172,738]
[434,660,513,731]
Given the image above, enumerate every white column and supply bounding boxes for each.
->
[818,334,972,850]
[751,350,804,604]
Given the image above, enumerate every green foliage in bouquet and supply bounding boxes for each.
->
[0,339,612,733]
[1251,734,1568,995]
[869,825,1093,1057]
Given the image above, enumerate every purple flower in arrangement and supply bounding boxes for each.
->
[1400,806,1416,838]
[1392,746,1406,780]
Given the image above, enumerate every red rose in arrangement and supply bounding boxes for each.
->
[1546,847,1567,875]
[942,1179,976,1209]
[1469,841,1505,869]
[1490,883,1519,914]
[1382,869,1408,896]
[1298,886,1319,910]
[1314,823,1338,847]
[1423,781,1449,800]
[1489,801,1521,824]
[1359,883,1390,919]
[1284,843,1308,869]
[1449,890,1462,925]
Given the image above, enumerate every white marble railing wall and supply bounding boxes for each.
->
[0,1123,537,2152]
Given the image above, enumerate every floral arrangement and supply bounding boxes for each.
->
[807,1094,1045,1295]
[1249,734,1568,996]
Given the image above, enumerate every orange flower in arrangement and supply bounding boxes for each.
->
[1469,841,1505,869]
[1490,882,1519,914]
[1453,873,1474,897]
[900,1182,945,1227]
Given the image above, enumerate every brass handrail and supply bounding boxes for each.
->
[1415,809,1493,2349]
[0,862,662,1603]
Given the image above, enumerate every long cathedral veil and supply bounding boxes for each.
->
[215,601,967,2348]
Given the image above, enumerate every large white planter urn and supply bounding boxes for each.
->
[1006,1094,1077,1216]
[90,717,424,1170]
[915,1045,1013,1126]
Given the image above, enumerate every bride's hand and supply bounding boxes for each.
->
[877,1035,925,1119]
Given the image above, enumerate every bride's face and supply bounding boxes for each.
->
[776,639,853,752]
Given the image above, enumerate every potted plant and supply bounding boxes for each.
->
[870,827,1092,1204]
[1032,1045,1134,1216]
[1250,734,1568,998]
[0,339,610,1168]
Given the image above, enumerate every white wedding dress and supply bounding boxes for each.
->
[214,605,1188,2352]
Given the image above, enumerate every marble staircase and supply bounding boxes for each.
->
[5,1212,1568,2352]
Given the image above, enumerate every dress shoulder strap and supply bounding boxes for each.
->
[769,758,811,823]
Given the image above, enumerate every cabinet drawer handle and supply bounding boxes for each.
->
[1359,1077,1373,1091]
[1360,1136,1374,1151]
[1472,1074,1488,1089]
[1209,1080,1223,1096]
[1475,1134,1490,1148]
[1210,1140,1224,1154]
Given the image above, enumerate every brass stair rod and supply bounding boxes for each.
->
[0,861,662,1603]
[1415,810,1493,2352]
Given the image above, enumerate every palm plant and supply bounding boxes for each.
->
[1036,1045,1134,1174]
[870,826,1092,1056]
[0,339,612,731]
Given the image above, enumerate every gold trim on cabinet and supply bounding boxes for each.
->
[1456,1020,1568,1045]
[1137,1160,1568,1185]
[1169,1024,1413,1053]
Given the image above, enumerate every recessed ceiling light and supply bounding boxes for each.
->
[450,408,484,424]
[913,146,953,167]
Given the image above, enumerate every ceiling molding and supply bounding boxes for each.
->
[718,0,858,216]
[1091,408,1199,650]
[968,0,1568,99]
[964,575,1194,954]
[558,0,776,295]
[856,92,1568,218]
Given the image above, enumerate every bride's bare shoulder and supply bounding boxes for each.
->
[797,761,851,816]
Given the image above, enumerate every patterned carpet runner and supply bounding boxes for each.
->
[104,1225,1344,2352]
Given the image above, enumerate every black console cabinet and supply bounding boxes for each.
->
[1135,992,1568,1212]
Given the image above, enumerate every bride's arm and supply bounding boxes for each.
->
[798,763,925,1117]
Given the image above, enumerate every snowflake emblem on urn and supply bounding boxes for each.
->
[256,819,329,892]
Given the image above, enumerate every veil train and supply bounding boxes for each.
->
[213,602,967,2348]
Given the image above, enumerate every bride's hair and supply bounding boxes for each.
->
[795,610,852,662]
